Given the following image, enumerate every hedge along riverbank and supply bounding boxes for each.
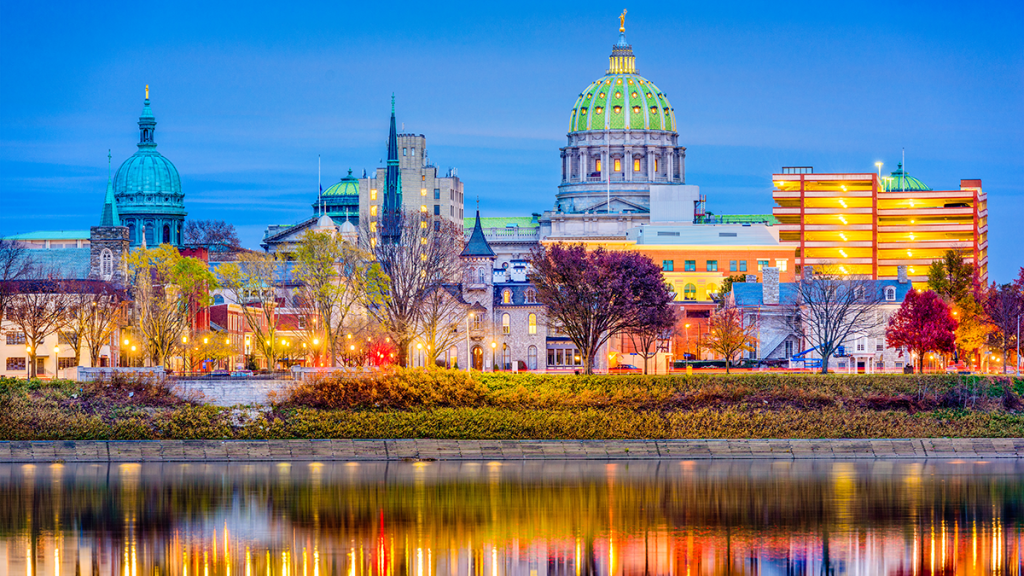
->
[1,371,1023,440]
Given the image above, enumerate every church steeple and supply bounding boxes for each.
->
[381,94,403,243]
[99,149,121,227]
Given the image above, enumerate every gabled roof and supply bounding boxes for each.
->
[460,211,495,258]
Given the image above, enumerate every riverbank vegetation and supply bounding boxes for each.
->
[1,370,1022,440]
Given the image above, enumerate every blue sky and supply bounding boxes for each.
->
[1,1,1021,281]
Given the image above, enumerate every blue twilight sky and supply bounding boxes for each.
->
[1,1,1021,281]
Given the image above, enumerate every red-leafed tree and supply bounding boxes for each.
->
[530,243,674,374]
[981,268,1024,373]
[885,289,957,373]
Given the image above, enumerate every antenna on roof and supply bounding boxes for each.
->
[901,148,905,193]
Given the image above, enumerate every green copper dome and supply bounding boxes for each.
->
[112,90,186,247]
[569,32,676,133]
[882,163,931,192]
[323,169,360,196]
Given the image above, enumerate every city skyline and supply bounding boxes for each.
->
[1,1,1021,281]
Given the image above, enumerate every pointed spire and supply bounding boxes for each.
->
[609,12,636,74]
[100,150,121,227]
[381,95,403,242]
[461,210,495,258]
[138,86,157,148]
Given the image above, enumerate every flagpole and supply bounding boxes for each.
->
[318,155,322,215]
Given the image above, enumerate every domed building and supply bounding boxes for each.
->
[556,22,685,215]
[113,89,186,247]
[316,168,361,226]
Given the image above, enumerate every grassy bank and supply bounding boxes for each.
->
[2,371,1023,440]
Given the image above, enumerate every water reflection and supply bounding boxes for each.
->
[0,459,1021,574]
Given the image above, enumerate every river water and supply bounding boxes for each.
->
[0,459,1021,574]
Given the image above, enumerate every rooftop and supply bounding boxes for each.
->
[629,223,782,246]
[4,230,90,241]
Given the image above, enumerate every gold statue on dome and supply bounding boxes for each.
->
[619,9,627,33]
[145,84,149,99]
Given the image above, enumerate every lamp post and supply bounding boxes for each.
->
[684,323,691,366]
[465,312,473,372]
[182,335,189,374]
[490,341,497,372]
[53,345,60,379]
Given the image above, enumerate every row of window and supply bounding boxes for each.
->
[501,313,538,335]
[548,348,583,367]
[595,158,661,173]
[662,259,781,273]
[500,289,537,304]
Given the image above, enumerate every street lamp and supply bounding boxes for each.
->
[875,161,883,181]
[491,340,497,371]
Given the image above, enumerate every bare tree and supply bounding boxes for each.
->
[217,252,287,369]
[360,211,462,367]
[0,238,33,320]
[5,275,73,378]
[418,285,466,367]
[183,219,241,249]
[783,265,883,374]
[627,304,677,374]
[64,281,126,367]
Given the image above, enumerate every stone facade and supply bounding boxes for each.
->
[88,226,129,284]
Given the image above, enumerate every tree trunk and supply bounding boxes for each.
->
[819,353,830,374]
[28,351,37,378]
[724,357,730,374]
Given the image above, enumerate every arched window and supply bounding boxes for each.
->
[471,345,483,370]
[162,224,171,244]
[477,268,484,284]
[525,289,536,303]
[213,295,224,305]
[100,249,114,280]
[527,345,538,370]
[884,286,896,301]
[683,283,697,301]
[528,313,537,335]
[502,290,512,304]
[706,283,718,300]
[127,222,136,244]
[502,313,511,334]
[449,346,458,369]
[502,344,511,370]
[144,222,155,246]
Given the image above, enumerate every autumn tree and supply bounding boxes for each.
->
[360,211,461,367]
[293,229,382,367]
[703,305,758,373]
[530,243,675,374]
[885,289,957,373]
[218,252,287,369]
[927,249,977,304]
[981,271,1024,373]
[418,285,466,367]
[128,245,218,367]
[627,302,676,374]
[783,266,884,374]
[4,275,73,378]
[951,293,991,363]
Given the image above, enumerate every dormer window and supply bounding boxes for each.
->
[502,290,512,304]
[525,289,537,304]
[885,286,896,302]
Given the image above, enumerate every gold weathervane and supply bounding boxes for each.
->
[619,9,627,33]
[145,84,149,99]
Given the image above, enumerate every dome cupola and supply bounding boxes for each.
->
[882,163,931,192]
[112,86,187,247]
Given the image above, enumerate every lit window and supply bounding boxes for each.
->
[615,92,621,98]
[631,92,637,98]
[757,259,770,271]
[634,158,640,171]
[655,159,659,172]
[420,237,427,245]
[369,221,377,232]
[596,159,602,172]
[502,290,512,304]
[370,189,377,200]
[613,106,622,114]
[599,92,605,98]
[420,221,427,229]
[370,205,378,216]
[370,238,376,248]
[502,314,511,334]
[528,313,537,335]
[775,258,788,272]
[632,106,640,114]
[614,158,621,172]
[595,106,603,114]
[683,284,697,301]
[421,188,427,196]
[421,205,427,212]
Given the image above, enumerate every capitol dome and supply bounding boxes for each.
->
[113,89,186,247]
[569,34,675,132]
[323,169,360,196]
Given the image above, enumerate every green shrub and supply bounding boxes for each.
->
[281,367,486,410]
[160,405,231,439]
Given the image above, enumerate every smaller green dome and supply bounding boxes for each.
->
[882,163,931,192]
[323,169,360,196]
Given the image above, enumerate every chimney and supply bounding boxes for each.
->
[762,267,780,305]
[897,265,908,284]
[745,274,757,283]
